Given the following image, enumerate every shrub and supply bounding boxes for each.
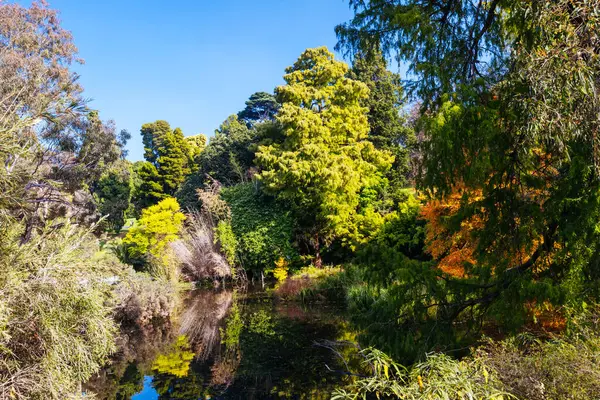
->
[332,348,512,400]
[214,220,238,270]
[221,182,298,274]
[113,270,180,331]
[483,334,600,400]
[0,220,120,399]
[122,197,185,272]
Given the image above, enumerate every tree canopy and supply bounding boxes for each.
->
[256,47,394,264]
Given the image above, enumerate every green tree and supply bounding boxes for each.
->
[134,161,168,210]
[338,0,600,331]
[96,160,134,232]
[197,115,257,186]
[349,49,414,187]
[123,197,186,271]
[138,121,192,203]
[237,91,280,126]
[185,134,207,165]
[255,47,394,266]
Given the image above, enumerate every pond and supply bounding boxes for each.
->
[86,285,360,399]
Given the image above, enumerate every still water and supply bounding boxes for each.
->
[86,286,358,399]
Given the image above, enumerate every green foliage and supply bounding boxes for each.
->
[338,0,600,340]
[484,333,600,400]
[256,47,394,256]
[214,220,238,271]
[185,134,207,165]
[0,220,120,399]
[136,121,193,208]
[222,299,243,350]
[248,310,275,336]
[349,49,415,187]
[133,161,168,210]
[96,160,134,232]
[122,198,185,271]
[221,182,297,273]
[237,91,280,126]
[197,115,257,186]
[332,348,511,400]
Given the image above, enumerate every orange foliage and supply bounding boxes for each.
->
[420,188,483,277]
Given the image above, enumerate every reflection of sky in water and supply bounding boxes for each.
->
[131,376,158,400]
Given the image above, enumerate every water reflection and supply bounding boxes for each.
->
[87,286,355,399]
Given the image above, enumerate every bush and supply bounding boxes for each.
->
[274,265,346,301]
[114,270,180,331]
[332,348,511,400]
[122,197,185,272]
[483,333,600,400]
[221,182,298,275]
[0,220,120,399]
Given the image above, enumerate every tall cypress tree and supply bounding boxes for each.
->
[136,121,192,207]
[349,49,414,187]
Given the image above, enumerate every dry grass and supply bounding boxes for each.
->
[171,211,231,281]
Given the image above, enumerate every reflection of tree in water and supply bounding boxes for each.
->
[87,288,355,399]
[85,323,178,399]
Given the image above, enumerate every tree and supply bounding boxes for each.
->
[96,160,134,232]
[122,197,185,270]
[349,49,414,187]
[197,115,257,186]
[237,91,280,126]
[134,161,168,210]
[135,121,194,210]
[185,134,207,165]
[337,0,600,328]
[255,47,394,266]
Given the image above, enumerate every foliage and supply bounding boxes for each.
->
[122,198,185,271]
[96,160,134,232]
[0,220,120,399]
[272,257,289,283]
[137,121,193,208]
[185,134,207,164]
[133,161,168,210]
[256,47,394,263]
[0,1,84,223]
[237,91,280,126]
[337,0,600,338]
[483,333,600,400]
[221,182,298,274]
[196,115,257,186]
[332,348,511,400]
[248,310,275,336]
[221,299,243,350]
[275,265,346,301]
[349,49,414,187]
[214,220,238,272]
[114,269,180,330]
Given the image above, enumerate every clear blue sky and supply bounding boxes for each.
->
[39,0,355,161]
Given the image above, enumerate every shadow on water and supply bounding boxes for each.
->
[86,285,358,399]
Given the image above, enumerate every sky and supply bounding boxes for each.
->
[36,0,356,161]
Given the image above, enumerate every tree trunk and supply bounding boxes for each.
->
[314,232,322,268]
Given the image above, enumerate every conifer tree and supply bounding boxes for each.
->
[256,47,393,266]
